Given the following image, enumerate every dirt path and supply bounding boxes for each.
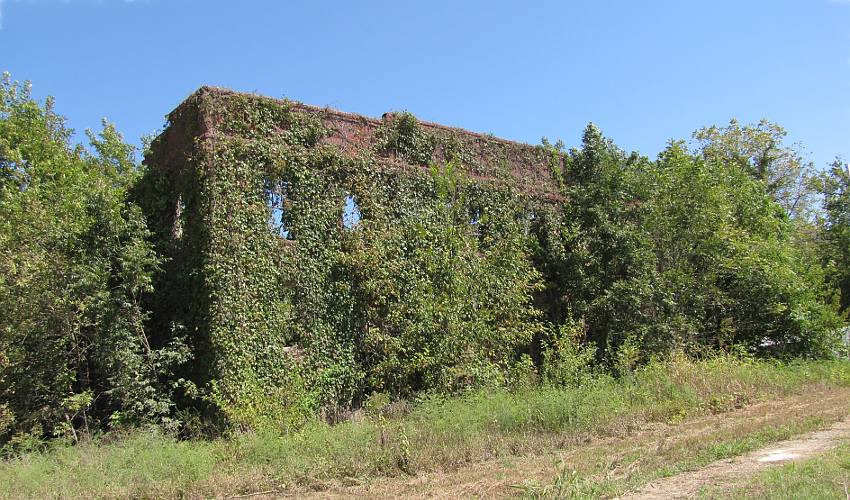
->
[288,386,850,499]
[618,416,850,499]
[620,418,850,500]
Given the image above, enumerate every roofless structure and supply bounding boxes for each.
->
[138,87,566,426]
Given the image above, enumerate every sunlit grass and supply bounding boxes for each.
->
[2,356,849,499]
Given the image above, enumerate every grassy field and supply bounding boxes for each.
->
[2,355,850,499]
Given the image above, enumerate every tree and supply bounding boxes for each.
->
[648,141,840,356]
[0,73,187,449]
[693,119,816,219]
[537,124,840,365]
[816,159,850,314]
[538,124,657,368]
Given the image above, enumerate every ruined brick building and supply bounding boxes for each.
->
[138,87,566,423]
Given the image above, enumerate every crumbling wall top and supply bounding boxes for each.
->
[165,86,562,200]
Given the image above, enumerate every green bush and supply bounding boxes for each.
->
[0,74,188,449]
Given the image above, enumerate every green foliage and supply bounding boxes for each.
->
[0,73,188,448]
[536,124,658,366]
[693,119,817,218]
[132,90,844,432]
[3,77,845,444]
[346,162,544,396]
[816,160,850,314]
[540,320,596,387]
[375,111,436,166]
[644,142,840,356]
[139,93,549,428]
[535,126,841,366]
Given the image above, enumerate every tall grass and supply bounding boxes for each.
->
[2,355,849,499]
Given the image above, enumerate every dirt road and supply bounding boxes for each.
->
[619,416,850,499]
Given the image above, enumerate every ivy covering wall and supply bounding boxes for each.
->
[138,88,559,430]
[138,87,841,432]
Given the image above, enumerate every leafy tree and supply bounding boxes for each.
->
[694,119,816,218]
[816,160,850,314]
[537,124,657,368]
[0,73,187,449]
[537,124,840,367]
[649,142,840,356]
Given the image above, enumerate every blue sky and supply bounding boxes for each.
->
[1,0,848,168]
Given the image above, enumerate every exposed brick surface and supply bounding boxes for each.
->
[156,86,561,200]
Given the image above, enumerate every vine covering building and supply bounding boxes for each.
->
[139,86,566,427]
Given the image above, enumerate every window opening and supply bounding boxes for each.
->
[265,179,292,239]
[342,194,361,230]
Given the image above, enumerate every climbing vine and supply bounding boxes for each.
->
[138,89,843,433]
[138,91,553,431]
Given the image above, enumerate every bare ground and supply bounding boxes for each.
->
[618,416,850,499]
[274,386,850,499]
